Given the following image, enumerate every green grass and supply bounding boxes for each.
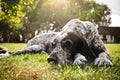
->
[0,43,120,80]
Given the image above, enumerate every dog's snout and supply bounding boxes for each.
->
[47,55,57,63]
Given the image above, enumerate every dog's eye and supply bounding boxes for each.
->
[63,40,72,49]
[51,42,56,47]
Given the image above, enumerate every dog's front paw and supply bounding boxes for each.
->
[94,57,113,67]
[73,55,87,66]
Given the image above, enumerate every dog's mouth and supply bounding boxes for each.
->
[47,57,73,65]
[47,57,58,64]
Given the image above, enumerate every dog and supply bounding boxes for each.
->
[0,19,113,67]
[0,46,11,58]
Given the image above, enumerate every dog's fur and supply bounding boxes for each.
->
[0,47,10,58]
[0,19,113,67]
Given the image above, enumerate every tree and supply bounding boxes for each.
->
[26,0,111,33]
[69,0,111,26]
[0,0,39,42]
[0,0,111,42]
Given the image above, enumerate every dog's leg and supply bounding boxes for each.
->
[0,44,46,58]
[94,52,113,67]
[14,44,46,55]
[92,35,113,67]
[73,53,87,66]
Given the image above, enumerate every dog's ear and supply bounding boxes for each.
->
[78,36,96,60]
[77,37,85,53]
[66,32,85,53]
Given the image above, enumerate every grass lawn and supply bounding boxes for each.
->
[0,43,120,80]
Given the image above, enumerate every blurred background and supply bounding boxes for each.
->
[0,0,120,43]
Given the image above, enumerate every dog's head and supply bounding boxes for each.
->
[47,31,85,64]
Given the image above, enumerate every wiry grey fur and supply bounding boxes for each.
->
[0,19,113,67]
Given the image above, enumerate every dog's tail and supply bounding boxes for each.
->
[0,46,14,58]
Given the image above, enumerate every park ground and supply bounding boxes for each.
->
[0,43,120,80]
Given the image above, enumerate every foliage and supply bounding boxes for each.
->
[0,0,111,42]
[0,0,39,29]
[26,0,111,32]
[0,43,120,80]
[0,0,39,42]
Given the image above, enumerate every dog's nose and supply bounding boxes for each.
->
[47,56,57,63]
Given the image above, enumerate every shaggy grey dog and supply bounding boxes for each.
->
[0,19,113,67]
